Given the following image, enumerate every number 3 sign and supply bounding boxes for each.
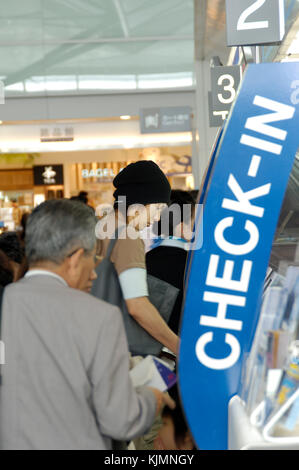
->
[226,0,285,47]
[211,66,242,113]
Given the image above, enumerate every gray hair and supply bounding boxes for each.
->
[25,199,97,265]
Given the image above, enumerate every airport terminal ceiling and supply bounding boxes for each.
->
[0,0,196,95]
[0,0,299,97]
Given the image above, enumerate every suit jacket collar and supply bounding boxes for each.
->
[25,270,68,287]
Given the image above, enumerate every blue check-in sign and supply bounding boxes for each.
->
[179,63,299,450]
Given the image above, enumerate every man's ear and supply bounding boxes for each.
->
[67,248,84,271]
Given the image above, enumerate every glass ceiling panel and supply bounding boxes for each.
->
[0,0,195,96]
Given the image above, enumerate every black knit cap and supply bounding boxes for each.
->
[113,160,171,208]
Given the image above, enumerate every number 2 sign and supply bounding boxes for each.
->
[226,0,285,47]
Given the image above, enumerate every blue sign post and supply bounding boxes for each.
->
[179,63,299,450]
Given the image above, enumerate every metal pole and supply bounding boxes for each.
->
[193,0,218,188]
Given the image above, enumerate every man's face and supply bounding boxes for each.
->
[128,203,167,231]
[146,203,167,227]
[67,247,97,293]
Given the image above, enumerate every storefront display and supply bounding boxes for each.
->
[33,164,64,207]
[0,165,66,230]
[0,192,33,232]
[68,147,194,210]
[0,145,192,229]
[0,169,34,231]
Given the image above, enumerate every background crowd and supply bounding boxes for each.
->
[0,160,197,451]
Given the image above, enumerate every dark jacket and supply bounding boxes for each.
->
[146,239,189,335]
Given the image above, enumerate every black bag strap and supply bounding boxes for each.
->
[105,225,126,260]
[105,236,119,260]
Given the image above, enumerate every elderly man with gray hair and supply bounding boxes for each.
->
[0,199,173,450]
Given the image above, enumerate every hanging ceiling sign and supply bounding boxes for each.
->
[179,62,299,450]
[140,106,192,134]
[226,0,285,47]
[40,126,74,142]
[211,66,242,112]
[209,66,242,128]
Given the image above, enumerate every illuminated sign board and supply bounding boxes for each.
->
[33,165,64,186]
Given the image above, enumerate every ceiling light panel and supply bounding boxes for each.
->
[0,0,195,96]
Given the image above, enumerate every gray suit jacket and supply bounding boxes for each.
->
[0,273,156,450]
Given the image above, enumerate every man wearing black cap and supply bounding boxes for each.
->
[113,160,171,209]
[94,160,179,357]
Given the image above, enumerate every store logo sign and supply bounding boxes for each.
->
[179,63,299,450]
[42,166,57,184]
[33,165,64,186]
[82,168,118,179]
[40,126,74,142]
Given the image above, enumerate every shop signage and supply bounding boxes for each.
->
[81,156,192,180]
[209,66,242,127]
[40,126,74,142]
[82,168,117,179]
[179,62,299,450]
[140,106,192,134]
[33,165,64,186]
[226,0,285,47]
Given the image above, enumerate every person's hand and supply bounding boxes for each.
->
[148,388,176,416]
